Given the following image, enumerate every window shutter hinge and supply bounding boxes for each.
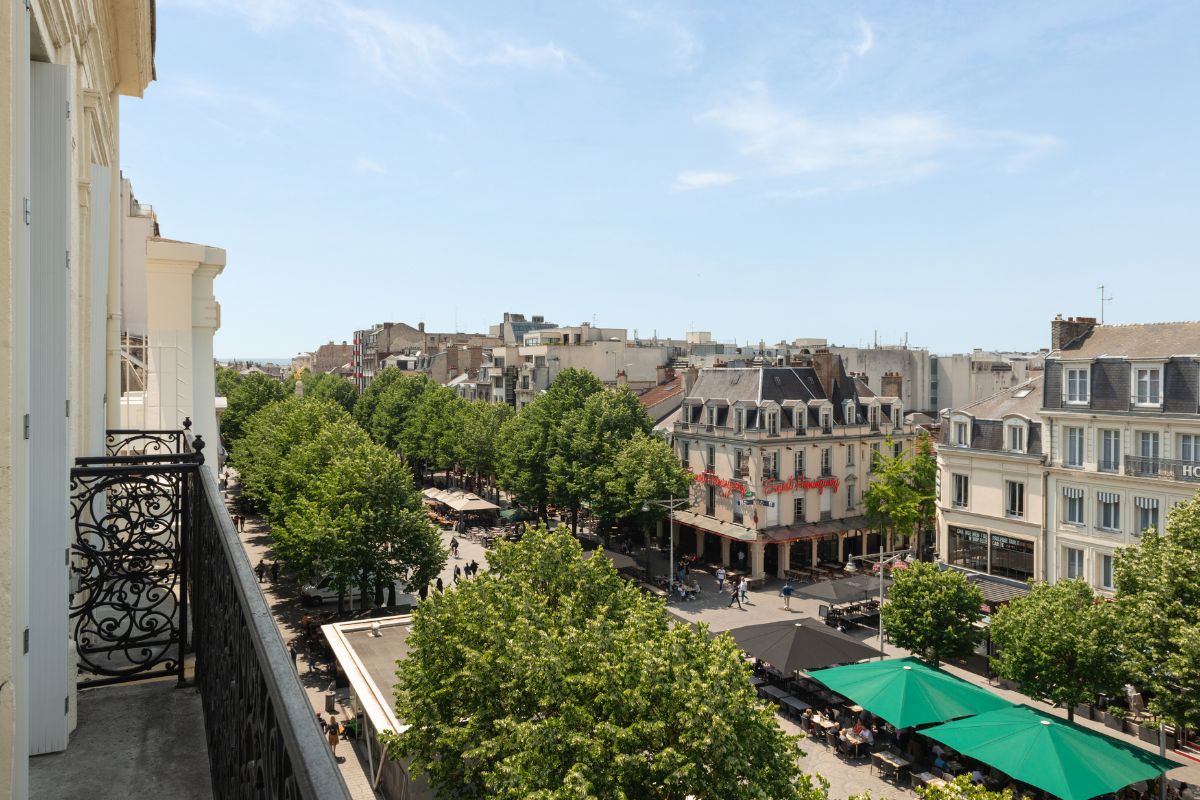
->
[65,547,70,565]
[65,399,70,417]
[64,696,69,715]
[23,414,30,439]
[23,628,29,654]
[66,251,70,270]
[23,197,30,225]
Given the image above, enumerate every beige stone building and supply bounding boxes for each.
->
[671,354,916,582]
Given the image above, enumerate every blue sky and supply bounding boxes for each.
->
[122,1,1200,359]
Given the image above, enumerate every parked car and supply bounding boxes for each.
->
[299,574,415,609]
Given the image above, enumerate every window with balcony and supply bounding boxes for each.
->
[1180,434,1200,463]
[1063,486,1084,525]
[952,473,969,508]
[820,408,832,433]
[1064,547,1084,580]
[1136,497,1159,535]
[762,451,778,480]
[1065,367,1090,404]
[794,450,806,478]
[846,445,855,467]
[681,441,689,468]
[1005,480,1025,519]
[706,445,715,472]
[1065,427,1084,467]
[1099,492,1121,531]
[820,447,832,476]
[846,484,855,510]
[1134,366,1162,406]
[1134,430,1160,476]
[794,408,807,434]
[1100,429,1121,473]
[793,497,805,522]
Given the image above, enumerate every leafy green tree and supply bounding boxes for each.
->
[396,383,465,482]
[280,440,444,612]
[354,366,405,430]
[917,775,1013,800]
[591,433,692,544]
[215,364,243,398]
[220,371,288,449]
[549,386,652,533]
[863,432,936,551]
[231,398,351,514]
[363,372,437,453]
[269,419,371,526]
[302,371,357,413]
[882,562,984,666]
[393,526,826,800]
[1114,495,1200,733]
[453,400,513,495]
[989,580,1122,721]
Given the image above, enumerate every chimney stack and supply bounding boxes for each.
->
[1051,315,1097,351]
[812,348,840,397]
[881,371,903,399]
[682,365,699,396]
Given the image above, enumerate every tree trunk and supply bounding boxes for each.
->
[337,589,346,616]
[571,506,579,536]
[1067,707,1075,723]
[359,569,370,610]
[373,576,385,608]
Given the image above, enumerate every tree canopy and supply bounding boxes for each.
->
[220,370,288,449]
[863,432,936,547]
[1114,494,1200,732]
[881,562,984,666]
[300,370,357,414]
[393,526,827,800]
[989,579,1121,721]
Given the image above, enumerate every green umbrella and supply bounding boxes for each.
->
[807,656,1011,728]
[923,705,1176,800]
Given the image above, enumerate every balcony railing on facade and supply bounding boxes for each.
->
[1124,455,1200,484]
[674,419,904,440]
[70,423,351,799]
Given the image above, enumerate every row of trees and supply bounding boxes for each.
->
[879,494,1200,733]
[219,367,445,612]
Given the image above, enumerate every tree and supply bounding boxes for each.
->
[362,372,437,453]
[1114,495,1200,733]
[396,383,464,482]
[280,440,445,612]
[590,433,692,543]
[549,386,653,533]
[863,432,936,552]
[882,561,984,666]
[989,580,1122,721]
[215,364,243,398]
[917,775,1014,800]
[392,526,827,800]
[453,401,513,495]
[354,366,405,430]
[220,371,288,449]
[301,371,357,414]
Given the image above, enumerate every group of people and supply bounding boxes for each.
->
[801,706,876,756]
[451,560,481,584]
[719,569,751,609]
[254,558,280,583]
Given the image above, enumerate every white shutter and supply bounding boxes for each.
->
[28,61,72,755]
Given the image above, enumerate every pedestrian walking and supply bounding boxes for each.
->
[238,514,246,533]
[288,640,298,666]
[316,712,327,733]
[306,651,317,674]
[716,566,726,593]
[269,561,280,583]
[450,537,459,558]
[469,559,479,577]
[327,718,340,757]
[728,584,743,609]
[453,565,462,584]
[255,559,266,583]
[781,581,794,611]
[435,577,444,592]
[739,577,749,604]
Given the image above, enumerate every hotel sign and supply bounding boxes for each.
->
[763,476,840,495]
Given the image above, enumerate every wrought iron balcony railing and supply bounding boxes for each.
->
[69,425,351,799]
[1124,455,1200,483]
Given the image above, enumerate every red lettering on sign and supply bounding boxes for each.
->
[762,476,840,495]
[690,471,748,495]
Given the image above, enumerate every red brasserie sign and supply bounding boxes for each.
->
[690,471,748,495]
[763,476,839,495]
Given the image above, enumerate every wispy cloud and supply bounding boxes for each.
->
[672,171,737,191]
[160,0,301,31]
[854,15,875,57]
[167,77,283,117]
[354,157,386,174]
[698,83,1060,191]
[333,3,577,93]
[619,5,701,72]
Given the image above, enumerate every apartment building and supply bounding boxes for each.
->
[1039,317,1200,593]
[938,376,1046,584]
[672,353,915,582]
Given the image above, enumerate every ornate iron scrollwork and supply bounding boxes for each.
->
[105,429,185,458]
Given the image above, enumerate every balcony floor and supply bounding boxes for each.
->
[31,677,213,800]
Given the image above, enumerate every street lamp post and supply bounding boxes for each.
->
[644,495,688,598]
[845,538,914,661]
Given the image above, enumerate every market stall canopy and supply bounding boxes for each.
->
[796,574,893,605]
[421,488,442,499]
[807,656,1011,729]
[723,619,880,674]
[922,705,1177,800]
[444,493,499,513]
[583,548,639,571]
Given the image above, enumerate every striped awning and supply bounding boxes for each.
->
[1062,486,1084,499]
[1135,497,1159,510]
[1097,491,1121,504]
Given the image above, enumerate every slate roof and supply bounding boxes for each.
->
[958,375,1044,421]
[1058,322,1200,360]
[686,368,825,405]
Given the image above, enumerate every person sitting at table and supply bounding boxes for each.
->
[858,725,875,749]
[801,707,814,732]
[932,752,949,771]
[970,768,985,785]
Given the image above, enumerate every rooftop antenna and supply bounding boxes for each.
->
[1098,285,1112,324]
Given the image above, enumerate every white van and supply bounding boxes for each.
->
[299,574,416,609]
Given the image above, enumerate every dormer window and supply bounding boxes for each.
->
[820,407,832,434]
[892,402,904,430]
[1065,366,1090,404]
[844,400,857,426]
[734,407,745,433]
[707,405,718,428]
[766,410,779,436]
[1133,365,1162,407]
[954,420,970,447]
[1004,418,1028,453]
[868,405,880,429]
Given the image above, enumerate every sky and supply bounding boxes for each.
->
[122,1,1200,359]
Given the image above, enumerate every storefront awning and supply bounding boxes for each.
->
[672,510,759,542]
[761,515,872,543]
